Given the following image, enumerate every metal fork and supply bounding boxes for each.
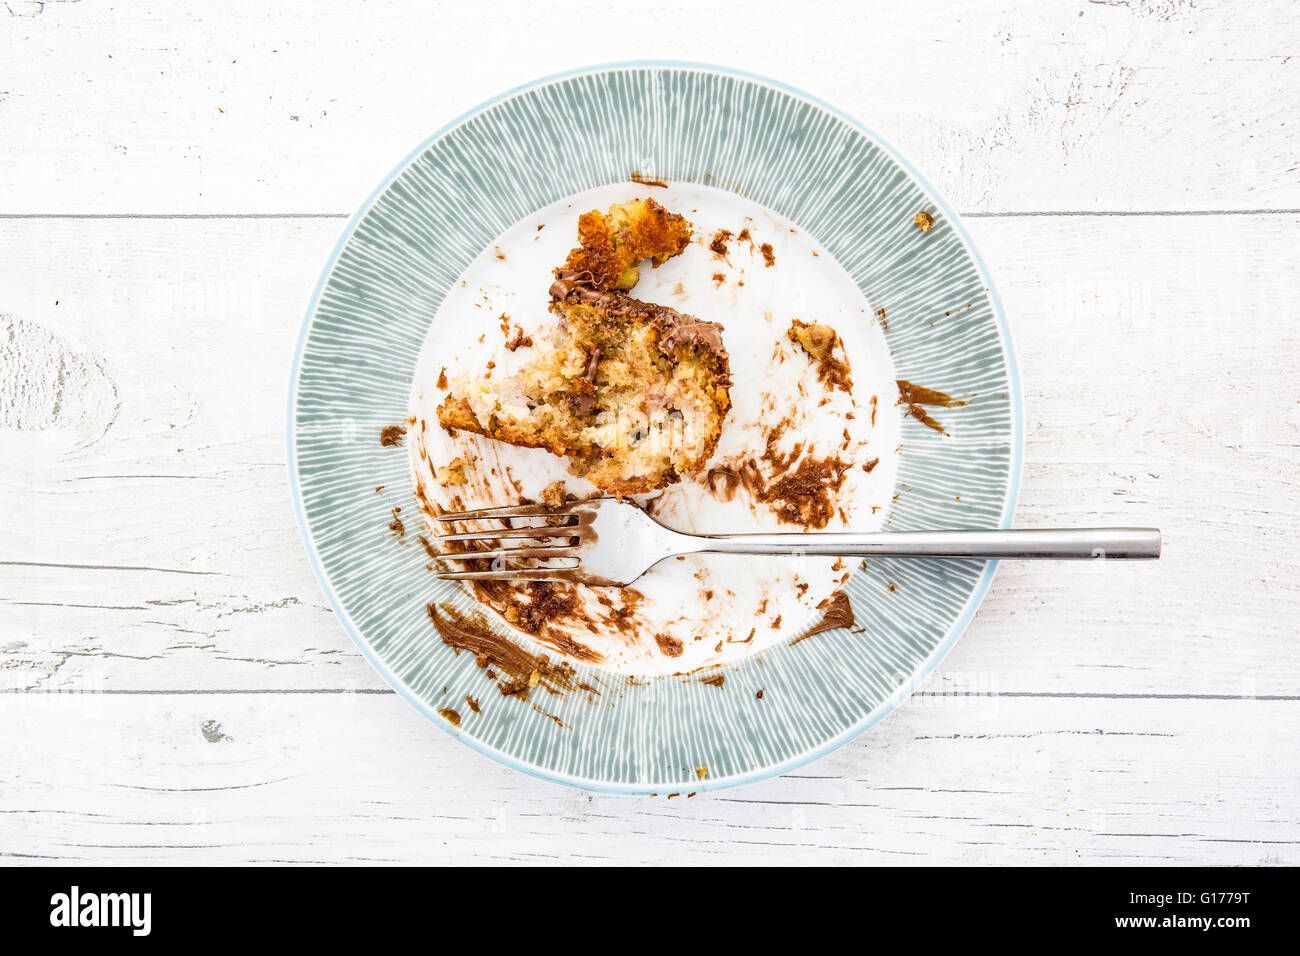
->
[435,497,1161,587]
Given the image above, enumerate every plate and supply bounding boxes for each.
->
[288,62,1022,793]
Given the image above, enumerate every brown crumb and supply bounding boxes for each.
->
[436,367,448,390]
[756,687,764,699]
[465,695,481,713]
[379,424,406,447]
[436,458,467,487]
[760,243,775,267]
[695,766,708,778]
[438,708,461,727]
[914,210,934,232]
[700,673,725,688]
[388,506,405,536]
[709,229,733,259]
[540,480,567,508]
[504,326,533,351]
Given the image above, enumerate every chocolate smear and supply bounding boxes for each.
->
[790,590,856,645]
[896,379,966,434]
[427,602,595,698]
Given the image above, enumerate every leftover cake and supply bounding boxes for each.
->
[436,199,731,495]
[562,198,692,291]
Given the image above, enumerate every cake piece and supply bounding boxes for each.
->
[562,198,692,291]
[438,274,731,495]
[438,198,729,494]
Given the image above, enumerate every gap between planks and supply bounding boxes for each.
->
[5,689,1298,701]
[2,209,1300,221]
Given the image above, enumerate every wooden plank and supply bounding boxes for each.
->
[0,692,1294,864]
[0,1,1296,214]
[0,214,1296,694]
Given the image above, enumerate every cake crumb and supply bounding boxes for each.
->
[709,229,733,260]
[436,458,467,487]
[914,210,934,232]
[540,480,567,507]
[787,319,852,393]
[504,326,533,351]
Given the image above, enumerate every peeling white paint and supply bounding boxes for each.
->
[0,312,119,455]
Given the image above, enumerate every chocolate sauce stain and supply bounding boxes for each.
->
[654,633,684,658]
[704,419,853,530]
[789,590,856,645]
[896,379,966,435]
[427,602,596,700]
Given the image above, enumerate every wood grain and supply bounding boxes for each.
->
[1,693,1293,864]
[0,1,1296,215]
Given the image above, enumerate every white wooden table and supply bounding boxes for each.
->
[2,1,1297,865]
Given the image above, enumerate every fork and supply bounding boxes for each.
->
[435,497,1162,587]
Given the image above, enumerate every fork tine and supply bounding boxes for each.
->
[436,567,580,582]
[437,545,581,561]
[437,502,576,521]
[436,525,577,543]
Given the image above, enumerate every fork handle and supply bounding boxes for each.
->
[690,528,1161,560]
